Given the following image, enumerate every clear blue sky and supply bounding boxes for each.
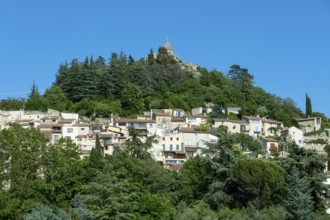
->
[1,1,330,116]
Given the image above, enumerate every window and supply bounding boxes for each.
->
[67,128,73,133]
[52,119,56,122]
[162,144,165,149]
[170,144,173,151]
[162,137,165,141]
[76,138,82,142]
[186,151,194,158]
[54,135,59,143]
[176,145,180,150]
[65,136,71,140]
[176,137,179,141]
[149,123,153,128]
[118,123,126,126]
[81,128,85,130]
[170,137,173,141]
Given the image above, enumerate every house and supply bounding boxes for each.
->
[281,126,303,146]
[212,119,249,134]
[158,132,185,166]
[152,112,172,129]
[262,119,283,137]
[297,117,322,133]
[242,116,263,137]
[113,118,156,137]
[260,137,279,156]
[192,107,212,115]
[181,127,218,158]
[185,114,208,127]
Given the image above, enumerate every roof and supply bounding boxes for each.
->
[185,114,208,119]
[76,135,87,138]
[58,119,75,124]
[153,112,171,117]
[180,127,197,133]
[296,117,320,122]
[263,119,282,124]
[115,118,156,123]
[213,118,248,124]
[243,116,262,121]
[73,123,90,127]
[260,137,278,142]
[41,116,60,120]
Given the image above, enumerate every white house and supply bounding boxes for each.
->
[281,126,303,146]
[260,137,279,156]
[185,114,208,127]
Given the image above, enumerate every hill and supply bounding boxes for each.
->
[0,43,307,127]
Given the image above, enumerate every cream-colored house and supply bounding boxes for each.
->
[262,119,283,137]
[297,117,322,133]
[212,119,249,134]
[191,107,212,115]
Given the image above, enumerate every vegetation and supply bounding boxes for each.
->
[0,48,307,127]
[0,125,328,219]
[0,46,329,219]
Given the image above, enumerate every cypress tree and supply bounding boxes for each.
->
[90,134,103,169]
[305,93,312,117]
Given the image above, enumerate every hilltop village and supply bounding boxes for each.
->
[0,104,326,169]
[0,41,328,169]
[1,41,329,219]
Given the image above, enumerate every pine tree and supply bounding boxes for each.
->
[283,166,313,220]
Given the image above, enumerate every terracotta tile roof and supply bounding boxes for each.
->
[213,119,248,124]
[114,118,156,123]
[260,137,278,142]
[263,119,282,124]
[243,116,262,121]
[180,127,197,133]
[153,112,171,116]
[185,114,208,118]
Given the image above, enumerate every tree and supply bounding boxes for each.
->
[306,93,312,118]
[229,158,286,210]
[0,98,25,110]
[25,82,47,111]
[283,166,313,220]
[121,83,144,116]
[178,155,214,203]
[89,134,103,170]
[277,144,328,212]
[43,85,67,111]
[227,65,254,103]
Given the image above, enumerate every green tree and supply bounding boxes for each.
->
[277,144,328,212]
[43,85,67,111]
[229,158,286,210]
[283,166,313,220]
[121,83,144,116]
[0,98,25,110]
[25,82,47,111]
[89,134,103,170]
[306,93,313,118]
[178,155,214,204]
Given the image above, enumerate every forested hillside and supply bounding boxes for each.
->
[1,46,330,219]
[0,46,307,126]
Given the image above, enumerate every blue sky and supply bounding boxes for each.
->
[1,1,330,116]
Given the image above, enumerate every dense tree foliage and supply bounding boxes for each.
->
[0,126,329,219]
